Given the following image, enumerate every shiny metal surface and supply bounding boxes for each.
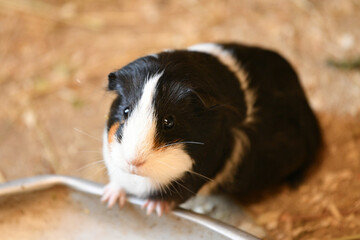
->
[0,175,260,240]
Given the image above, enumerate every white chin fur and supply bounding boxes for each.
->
[103,72,193,197]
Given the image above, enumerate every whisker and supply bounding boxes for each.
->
[147,167,178,196]
[173,179,196,195]
[156,141,204,150]
[91,165,107,176]
[186,170,214,183]
[159,182,166,197]
[164,182,174,195]
[155,160,212,183]
[149,170,176,199]
[74,128,102,142]
[77,160,105,172]
[151,179,164,198]
[151,175,164,194]
[168,181,181,196]
[79,150,102,154]
[158,181,166,198]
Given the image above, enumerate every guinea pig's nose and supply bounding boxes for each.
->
[129,159,145,175]
[131,159,145,167]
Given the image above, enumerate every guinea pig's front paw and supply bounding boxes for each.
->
[101,184,127,208]
[142,200,175,216]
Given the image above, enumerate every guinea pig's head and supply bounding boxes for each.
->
[103,52,230,194]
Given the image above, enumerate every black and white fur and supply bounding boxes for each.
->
[102,43,322,215]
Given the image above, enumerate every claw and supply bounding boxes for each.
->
[119,192,126,207]
[101,184,127,209]
[142,200,173,216]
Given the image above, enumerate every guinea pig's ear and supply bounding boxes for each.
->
[193,89,242,117]
[191,89,219,109]
[107,72,119,91]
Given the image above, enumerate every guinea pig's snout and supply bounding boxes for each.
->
[128,158,146,174]
[131,159,145,167]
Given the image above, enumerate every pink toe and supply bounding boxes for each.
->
[119,194,126,207]
[155,203,162,216]
[142,200,150,209]
[107,193,119,208]
[146,201,156,215]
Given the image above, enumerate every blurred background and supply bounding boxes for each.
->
[0,0,360,239]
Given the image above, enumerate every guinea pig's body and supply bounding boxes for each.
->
[102,43,321,214]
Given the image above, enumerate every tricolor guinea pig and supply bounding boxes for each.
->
[101,43,322,216]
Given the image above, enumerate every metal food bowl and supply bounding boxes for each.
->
[0,175,260,240]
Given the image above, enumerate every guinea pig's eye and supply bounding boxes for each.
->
[163,115,175,130]
[123,107,130,118]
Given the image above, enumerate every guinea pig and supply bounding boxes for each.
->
[101,43,322,216]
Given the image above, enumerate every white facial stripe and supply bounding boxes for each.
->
[121,72,163,163]
[188,43,257,125]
